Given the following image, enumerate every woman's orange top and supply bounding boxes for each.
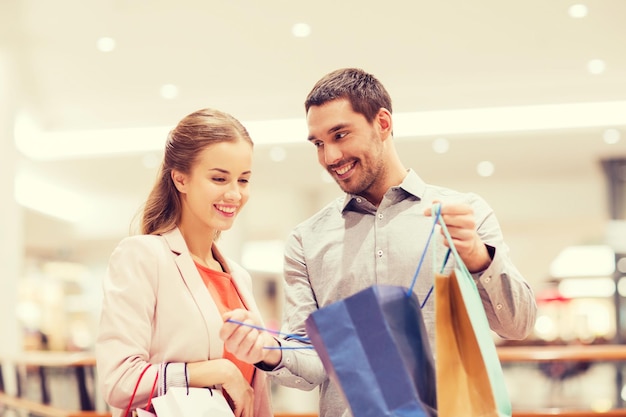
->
[194,261,255,384]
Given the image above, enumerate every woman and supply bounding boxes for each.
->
[96,108,272,417]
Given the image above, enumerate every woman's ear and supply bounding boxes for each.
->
[171,170,187,193]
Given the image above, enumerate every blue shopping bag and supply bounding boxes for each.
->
[304,208,442,417]
[305,284,437,417]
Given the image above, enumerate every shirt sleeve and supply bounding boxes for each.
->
[261,228,327,390]
[469,193,538,339]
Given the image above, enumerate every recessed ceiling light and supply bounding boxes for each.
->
[432,137,449,154]
[587,59,606,75]
[292,23,311,38]
[96,37,116,52]
[160,84,179,99]
[476,161,495,177]
[603,128,621,144]
[568,4,588,18]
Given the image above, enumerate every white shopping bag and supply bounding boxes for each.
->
[152,387,235,417]
[134,409,157,417]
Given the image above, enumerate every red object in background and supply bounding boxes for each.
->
[536,286,571,304]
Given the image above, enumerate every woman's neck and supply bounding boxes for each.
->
[178,223,218,269]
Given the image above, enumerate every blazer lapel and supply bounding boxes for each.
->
[162,227,224,359]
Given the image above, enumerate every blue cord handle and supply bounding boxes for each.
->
[226,318,314,350]
[407,203,451,308]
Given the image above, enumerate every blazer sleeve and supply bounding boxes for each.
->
[96,235,162,411]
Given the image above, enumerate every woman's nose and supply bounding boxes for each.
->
[224,183,242,201]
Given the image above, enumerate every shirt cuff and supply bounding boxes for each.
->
[254,336,283,371]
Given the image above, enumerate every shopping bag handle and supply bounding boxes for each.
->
[406,203,442,301]
[407,202,473,306]
[432,202,473,279]
[123,364,159,417]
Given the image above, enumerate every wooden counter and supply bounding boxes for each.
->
[497,344,626,363]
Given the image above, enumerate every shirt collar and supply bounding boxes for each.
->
[341,169,427,212]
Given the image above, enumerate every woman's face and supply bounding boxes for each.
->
[174,139,252,233]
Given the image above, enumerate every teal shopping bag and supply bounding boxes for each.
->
[434,206,512,417]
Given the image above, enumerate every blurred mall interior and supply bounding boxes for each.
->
[2,1,626,415]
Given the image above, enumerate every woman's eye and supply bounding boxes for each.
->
[212,177,226,182]
[239,178,250,184]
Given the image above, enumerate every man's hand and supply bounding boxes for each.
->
[424,202,491,273]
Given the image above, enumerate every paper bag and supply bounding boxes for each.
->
[151,387,235,417]
[305,284,437,417]
[434,215,512,416]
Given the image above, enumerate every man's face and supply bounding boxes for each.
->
[306,98,386,198]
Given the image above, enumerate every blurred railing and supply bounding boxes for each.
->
[2,345,626,417]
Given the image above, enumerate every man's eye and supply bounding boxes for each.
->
[335,132,347,140]
[313,141,324,148]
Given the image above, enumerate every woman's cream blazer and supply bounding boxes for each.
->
[96,227,272,417]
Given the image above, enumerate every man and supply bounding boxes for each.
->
[221,68,537,417]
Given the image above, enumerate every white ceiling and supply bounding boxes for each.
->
[2,0,626,285]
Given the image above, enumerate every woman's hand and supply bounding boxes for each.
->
[187,360,254,417]
[221,361,255,417]
[220,309,282,367]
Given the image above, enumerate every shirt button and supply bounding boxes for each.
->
[377,213,383,219]
[377,250,383,257]
[484,276,491,283]
[496,304,503,310]
[295,379,302,384]
[356,198,362,203]
[286,358,291,364]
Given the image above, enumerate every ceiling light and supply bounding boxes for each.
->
[587,59,606,75]
[533,315,557,340]
[617,277,626,296]
[160,84,179,99]
[292,23,311,38]
[568,4,588,18]
[550,245,615,278]
[14,170,89,222]
[603,128,621,144]
[476,161,495,177]
[558,277,615,298]
[432,137,449,154]
[15,101,626,160]
[96,37,116,52]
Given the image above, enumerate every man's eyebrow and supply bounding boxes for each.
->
[307,123,350,142]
